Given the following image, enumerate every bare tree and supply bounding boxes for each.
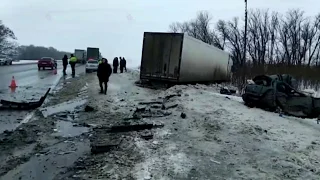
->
[0,20,17,58]
[169,9,320,70]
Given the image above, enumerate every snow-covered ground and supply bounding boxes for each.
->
[133,85,320,179]
[12,60,64,65]
[12,60,38,65]
[60,69,320,179]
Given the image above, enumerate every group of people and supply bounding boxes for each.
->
[97,56,127,95]
[112,57,127,73]
[62,54,77,76]
[61,54,127,95]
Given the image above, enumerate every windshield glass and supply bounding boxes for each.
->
[87,60,98,64]
[41,57,52,61]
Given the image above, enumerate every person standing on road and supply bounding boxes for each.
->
[112,57,119,73]
[97,58,112,94]
[123,57,127,72]
[62,54,68,75]
[69,54,77,76]
[120,57,126,73]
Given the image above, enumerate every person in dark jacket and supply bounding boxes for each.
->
[123,57,127,72]
[112,57,119,73]
[120,57,127,73]
[62,54,68,75]
[97,58,112,94]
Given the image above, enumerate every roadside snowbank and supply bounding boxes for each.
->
[133,83,320,179]
[12,60,38,65]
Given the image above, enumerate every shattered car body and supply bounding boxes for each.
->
[242,74,320,118]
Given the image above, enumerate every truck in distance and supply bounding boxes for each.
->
[86,47,100,61]
[74,49,86,64]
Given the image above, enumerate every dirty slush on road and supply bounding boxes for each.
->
[0,72,92,180]
[0,69,171,179]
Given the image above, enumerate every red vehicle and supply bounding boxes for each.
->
[38,57,57,70]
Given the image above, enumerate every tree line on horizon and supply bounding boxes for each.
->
[169,9,320,87]
[169,9,320,67]
[0,20,71,60]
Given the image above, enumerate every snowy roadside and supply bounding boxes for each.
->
[132,84,320,179]
[56,69,320,180]
[12,60,64,65]
[12,60,38,65]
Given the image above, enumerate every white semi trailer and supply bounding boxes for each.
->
[74,49,86,64]
[140,32,233,83]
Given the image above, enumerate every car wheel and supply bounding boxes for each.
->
[38,67,40,71]
[9,61,12,65]
[43,67,45,70]
[51,66,53,70]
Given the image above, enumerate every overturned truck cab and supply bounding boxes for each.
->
[139,32,233,84]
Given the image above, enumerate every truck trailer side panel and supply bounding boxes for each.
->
[140,32,232,83]
[74,49,85,63]
[140,33,183,81]
[179,34,231,82]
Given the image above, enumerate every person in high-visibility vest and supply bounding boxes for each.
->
[69,54,77,76]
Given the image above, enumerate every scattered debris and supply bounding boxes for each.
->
[73,122,92,128]
[84,105,94,112]
[220,87,236,95]
[164,94,181,101]
[151,104,162,109]
[129,106,172,119]
[0,88,51,110]
[140,131,154,140]
[91,143,118,154]
[162,103,178,110]
[181,112,186,119]
[57,151,76,155]
[90,133,123,154]
[139,101,163,105]
[210,159,221,164]
[94,123,164,133]
[3,130,13,136]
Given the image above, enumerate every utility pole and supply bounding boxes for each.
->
[242,0,248,85]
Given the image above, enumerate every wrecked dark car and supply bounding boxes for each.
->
[242,74,320,118]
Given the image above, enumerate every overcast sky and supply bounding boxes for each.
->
[0,0,319,67]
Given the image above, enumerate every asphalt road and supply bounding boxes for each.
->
[0,62,85,133]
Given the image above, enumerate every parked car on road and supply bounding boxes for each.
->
[85,59,99,73]
[38,57,57,70]
[0,56,13,65]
